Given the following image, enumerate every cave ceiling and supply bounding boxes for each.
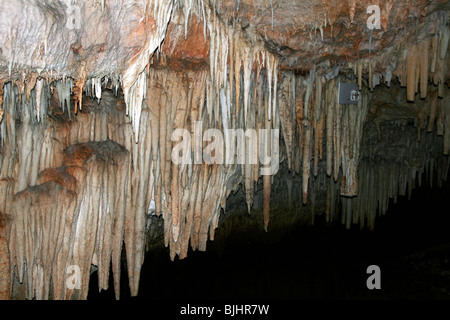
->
[0,0,449,301]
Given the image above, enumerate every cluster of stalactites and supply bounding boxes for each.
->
[7,141,131,300]
[202,2,281,232]
[145,63,278,258]
[342,127,450,231]
[344,11,449,97]
[0,80,50,154]
[413,87,450,154]
[145,64,372,256]
[0,74,126,151]
[346,42,450,154]
[124,0,282,143]
[1,0,450,301]
[400,24,449,101]
[144,0,283,233]
[0,0,177,144]
[0,87,152,300]
[0,0,284,300]
[277,72,371,200]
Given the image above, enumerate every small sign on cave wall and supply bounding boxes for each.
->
[338,83,360,105]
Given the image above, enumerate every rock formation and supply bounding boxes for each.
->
[0,0,448,299]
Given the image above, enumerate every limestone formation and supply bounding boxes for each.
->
[0,0,448,300]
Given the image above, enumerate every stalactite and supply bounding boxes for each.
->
[419,39,429,99]
[73,77,85,113]
[348,0,356,23]
[326,79,335,177]
[56,78,73,116]
[0,82,4,125]
[349,118,450,230]
[439,26,450,61]
[357,60,363,90]
[0,210,9,300]
[121,0,175,140]
[262,102,271,231]
[302,116,311,204]
[333,96,341,183]
[279,74,294,170]
[406,43,419,101]
[35,79,44,123]
[0,0,449,301]
[444,88,450,155]
[340,88,370,196]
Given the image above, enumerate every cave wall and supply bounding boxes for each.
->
[0,0,449,300]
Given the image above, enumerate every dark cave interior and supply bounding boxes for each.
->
[0,0,450,306]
